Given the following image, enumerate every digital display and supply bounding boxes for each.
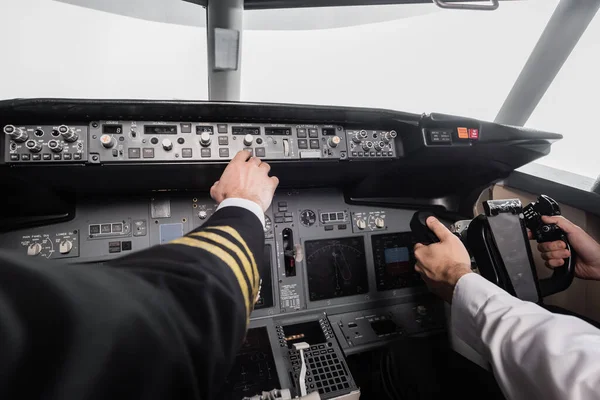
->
[144,125,178,135]
[305,237,369,301]
[372,232,423,291]
[196,125,214,134]
[384,247,411,273]
[283,321,326,348]
[255,245,274,310]
[102,124,123,134]
[322,128,336,136]
[264,127,292,136]
[232,127,260,135]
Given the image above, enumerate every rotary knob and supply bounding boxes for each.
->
[244,134,254,146]
[48,140,64,153]
[328,136,341,148]
[374,141,385,152]
[362,141,374,152]
[59,239,73,254]
[100,134,115,148]
[198,210,208,220]
[200,132,212,147]
[352,132,362,144]
[27,243,42,256]
[25,140,42,153]
[356,219,367,230]
[375,217,385,229]
[4,125,28,142]
[59,125,78,142]
[383,130,398,143]
[162,138,173,151]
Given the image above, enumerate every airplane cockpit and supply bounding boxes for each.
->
[1,0,599,399]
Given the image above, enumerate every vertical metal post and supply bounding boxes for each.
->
[207,0,244,101]
[494,0,600,126]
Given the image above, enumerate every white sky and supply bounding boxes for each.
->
[1,0,598,179]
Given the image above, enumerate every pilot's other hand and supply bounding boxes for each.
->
[537,215,600,281]
[414,217,472,303]
[210,150,279,213]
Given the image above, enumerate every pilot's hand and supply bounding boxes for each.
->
[537,215,600,281]
[210,150,279,213]
[414,217,472,303]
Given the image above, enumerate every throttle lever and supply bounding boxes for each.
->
[410,211,440,245]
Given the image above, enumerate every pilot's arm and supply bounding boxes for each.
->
[414,217,600,400]
[0,150,278,400]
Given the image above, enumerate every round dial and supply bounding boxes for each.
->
[264,215,272,233]
[300,209,317,227]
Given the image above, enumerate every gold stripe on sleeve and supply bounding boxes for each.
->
[170,237,250,317]
[206,226,259,289]
[189,231,257,299]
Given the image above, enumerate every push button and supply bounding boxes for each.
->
[219,148,229,158]
[32,154,41,160]
[21,154,30,161]
[128,148,141,159]
[43,154,52,160]
[217,124,228,134]
[63,153,72,160]
[10,154,19,161]
[218,136,229,145]
[309,139,320,149]
[180,123,192,133]
[298,139,308,149]
[201,148,211,158]
[255,147,266,158]
[142,148,154,158]
[309,128,318,138]
[297,128,307,138]
[182,148,193,158]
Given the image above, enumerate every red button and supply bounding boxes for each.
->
[469,128,479,139]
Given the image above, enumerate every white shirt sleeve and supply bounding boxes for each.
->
[216,198,265,230]
[452,273,600,400]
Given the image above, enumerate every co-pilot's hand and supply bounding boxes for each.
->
[535,216,600,281]
[210,150,279,213]
[413,217,472,303]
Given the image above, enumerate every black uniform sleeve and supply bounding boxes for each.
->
[0,206,263,400]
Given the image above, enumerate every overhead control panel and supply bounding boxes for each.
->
[86,121,363,162]
[4,124,87,163]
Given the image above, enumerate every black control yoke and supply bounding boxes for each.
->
[410,195,575,301]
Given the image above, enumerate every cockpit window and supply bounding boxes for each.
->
[241,1,557,122]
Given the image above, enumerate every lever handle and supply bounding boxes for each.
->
[410,211,440,245]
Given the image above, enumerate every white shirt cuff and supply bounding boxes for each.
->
[216,198,265,230]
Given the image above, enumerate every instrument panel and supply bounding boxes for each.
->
[4,122,400,164]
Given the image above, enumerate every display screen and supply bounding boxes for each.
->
[322,127,336,136]
[144,125,178,135]
[102,124,123,134]
[196,125,214,134]
[372,232,423,291]
[265,127,292,136]
[305,237,369,301]
[255,245,274,310]
[283,321,327,348]
[232,126,260,135]
[384,247,411,273]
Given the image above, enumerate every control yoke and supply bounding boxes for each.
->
[411,195,575,302]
